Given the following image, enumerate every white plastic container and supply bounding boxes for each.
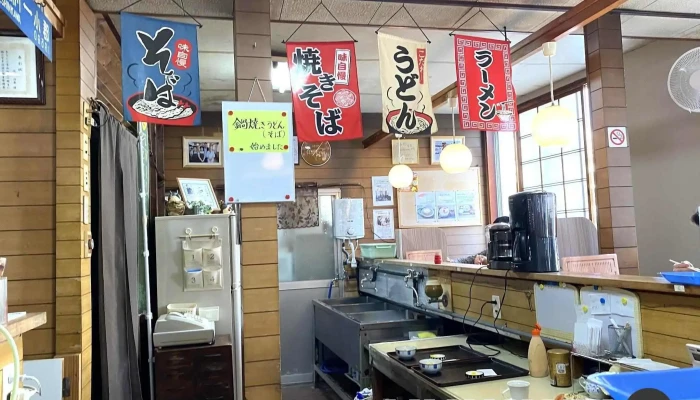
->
[199,306,220,322]
[167,303,198,315]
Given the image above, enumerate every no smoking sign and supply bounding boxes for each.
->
[607,127,628,148]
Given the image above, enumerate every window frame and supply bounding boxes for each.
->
[514,78,596,221]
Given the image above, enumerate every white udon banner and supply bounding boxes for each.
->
[378,32,438,135]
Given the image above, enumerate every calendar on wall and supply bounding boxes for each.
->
[0,34,45,105]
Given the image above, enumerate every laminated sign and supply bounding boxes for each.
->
[121,13,201,126]
[286,41,363,142]
[454,35,518,132]
[378,33,437,136]
[222,102,295,204]
[227,109,289,153]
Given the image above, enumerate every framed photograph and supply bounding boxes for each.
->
[183,137,223,168]
[372,176,394,207]
[177,178,220,211]
[0,33,45,105]
[430,136,464,165]
[391,139,419,165]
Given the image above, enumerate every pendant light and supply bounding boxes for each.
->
[532,42,577,147]
[388,134,414,189]
[440,97,472,174]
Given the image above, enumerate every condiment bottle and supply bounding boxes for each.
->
[434,254,442,264]
[528,323,549,378]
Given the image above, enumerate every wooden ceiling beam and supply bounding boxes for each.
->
[361,0,628,149]
[43,0,65,38]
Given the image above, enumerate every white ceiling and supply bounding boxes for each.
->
[272,23,651,113]
[96,0,700,112]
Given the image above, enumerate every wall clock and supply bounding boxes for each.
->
[300,141,332,167]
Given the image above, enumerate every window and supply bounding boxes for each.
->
[518,89,593,219]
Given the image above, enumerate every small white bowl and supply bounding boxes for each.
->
[429,353,446,361]
[419,358,443,374]
[395,345,416,360]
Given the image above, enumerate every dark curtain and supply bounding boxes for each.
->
[91,107,144,400]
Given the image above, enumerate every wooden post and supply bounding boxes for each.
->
[54,0,97,398]
[584,14,639,274]
[233,2,282,399]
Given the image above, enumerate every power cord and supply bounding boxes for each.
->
[461,266,501,356]
[492,269,528,359]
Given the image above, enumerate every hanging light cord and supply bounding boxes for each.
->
[396,134,403,163]
[451,100,456,140]
[548,54,555,105]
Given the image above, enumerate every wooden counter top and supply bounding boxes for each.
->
[365,259,699,296]
[0,312,47,343]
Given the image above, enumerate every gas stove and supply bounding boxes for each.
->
[388,345,529,387]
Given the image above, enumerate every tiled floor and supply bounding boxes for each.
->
[282,382,343,400]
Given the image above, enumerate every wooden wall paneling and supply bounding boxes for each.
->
[245,385,282,400]
[243,336,281,363]
[56,353,81,400]
[243,311,280,338]
[52,2,97,398]
[0,12,58,366]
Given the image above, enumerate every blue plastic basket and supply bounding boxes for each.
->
[589,369,700,400]
[660,271,700,286]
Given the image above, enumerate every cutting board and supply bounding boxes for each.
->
[534,282,579,343]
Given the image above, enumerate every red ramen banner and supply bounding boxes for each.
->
[454,35,518,132]
[286,41,363,142]
[378,32,437,135]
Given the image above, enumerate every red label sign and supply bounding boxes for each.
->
[286,41,363,142]
[453,35,518,132]
[171,39,192,70]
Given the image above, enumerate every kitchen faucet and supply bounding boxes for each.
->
[404,269,423,308]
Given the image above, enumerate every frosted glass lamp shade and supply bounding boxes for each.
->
[388,164,413,189]
[440,143,473,173]
[532,104,577,147]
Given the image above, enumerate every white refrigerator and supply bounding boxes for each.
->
[155,213,243,400]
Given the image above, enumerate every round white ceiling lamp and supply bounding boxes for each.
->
[440,97,472,174]
[388,134,414,189]
[532,42,577,147]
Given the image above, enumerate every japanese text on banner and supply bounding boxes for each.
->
[287,41,363,142]
[227,110,290,153]
[453,35,518,132]
[378,33,437,135]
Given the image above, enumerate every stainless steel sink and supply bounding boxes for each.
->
[321,297,379,306]
[346,310,408,323]
[313,296,441,389]
[333,302,393,313]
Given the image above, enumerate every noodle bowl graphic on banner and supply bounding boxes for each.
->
[378,32,438,135]
[121,13,202,126]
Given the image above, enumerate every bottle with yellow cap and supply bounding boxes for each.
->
[528,323,549,378]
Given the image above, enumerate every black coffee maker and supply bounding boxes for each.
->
[487,223,513,270]
[508,192,559,272]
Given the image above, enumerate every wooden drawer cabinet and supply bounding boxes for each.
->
[155,336,233,400]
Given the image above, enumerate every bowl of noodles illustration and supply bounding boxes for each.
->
[385,109,433,136]
[127,93,198,126]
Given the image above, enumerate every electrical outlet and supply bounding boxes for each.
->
[2,362,15,400]
[492,295,502,319]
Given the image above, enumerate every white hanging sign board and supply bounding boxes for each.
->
[222,101,295,203]
[607,127,628,148]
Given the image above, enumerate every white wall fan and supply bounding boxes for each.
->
[668,47,700,112]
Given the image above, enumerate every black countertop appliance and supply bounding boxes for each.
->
[487,222,513,270]
[508,191,559,272]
